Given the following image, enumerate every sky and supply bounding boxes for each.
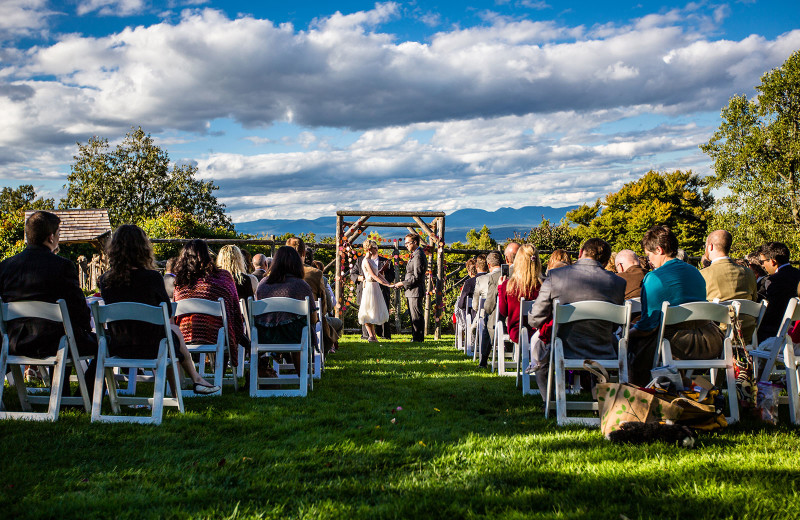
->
[1,1,799,224]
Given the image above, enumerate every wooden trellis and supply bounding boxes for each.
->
[334,210,446,339]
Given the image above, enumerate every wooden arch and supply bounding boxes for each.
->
[334,210,446,339]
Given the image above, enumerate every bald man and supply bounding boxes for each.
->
[615,249,645,299]
[252,253,267,280]
[700,229,757,338]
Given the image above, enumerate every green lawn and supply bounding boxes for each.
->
[1,335,799,519]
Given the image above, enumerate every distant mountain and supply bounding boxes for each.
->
[234,205,578,243]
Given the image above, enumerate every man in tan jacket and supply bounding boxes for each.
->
[286,237,342,352]
[700,229,758,338]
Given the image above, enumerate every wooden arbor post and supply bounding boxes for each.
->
[334,210,446,339]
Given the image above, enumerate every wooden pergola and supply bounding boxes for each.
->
[334,210,447,339]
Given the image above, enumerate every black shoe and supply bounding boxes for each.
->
[477,363,489,369]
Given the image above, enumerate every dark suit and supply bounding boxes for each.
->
[529,258,626,360]
[350,255,395,338]
[472,268,502,366]
[0,245,97,358]
[617,265,646,299]
[402,247,427,342]
[758,264,800,342]
[457,272,486,321]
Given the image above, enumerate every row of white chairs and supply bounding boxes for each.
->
[1,295,318,424]
[457,291,800,426]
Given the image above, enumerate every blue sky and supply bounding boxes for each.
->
[1,0,799,222]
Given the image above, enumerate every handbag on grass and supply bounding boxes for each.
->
[583,361,683,437]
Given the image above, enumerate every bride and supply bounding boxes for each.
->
[358,240,391,342]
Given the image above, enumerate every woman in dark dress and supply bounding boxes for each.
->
[255,246,318,372]
[98,225,219,394]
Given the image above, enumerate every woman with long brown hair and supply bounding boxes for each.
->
[173,240,247,368]
[98,225,219,394]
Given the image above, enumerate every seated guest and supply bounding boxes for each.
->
[173,240,247,368]
[217,245,258,301]
[0,210,98,393]
[498,244,545,345]
[745,251,769,297]
[163,257,177,300]
[504,241,520,277]
[286,237,342,352]
[546,249,572,274]
[628,226,723,386]
[473,251,503,368]
[699,230,757,338]
[255,246,319,372]
[456,257,480,321]
[98,225,219,394]
[528,238,625,390]
[615,249,646,299]
[757,242,800,342]
[252,254,268,280]
[312,260,335,308]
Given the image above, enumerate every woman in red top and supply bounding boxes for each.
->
[173,240,247,366]
[498,243,545,344]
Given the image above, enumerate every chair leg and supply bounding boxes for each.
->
[250,343,258,397]
[544,347,555,418]
[47,346,69,421]
[91,346,107,422]
[554,343,567,425]
[784,348,799,425]
[724,342,739,424]
[11,364,31,412]
[151,356,167,425]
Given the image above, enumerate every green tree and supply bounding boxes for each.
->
[140,208,239,259]
[517,218,580,252]
[0,185,56,260]
[701,50,800,254]
[566,170,713,255]
[62,127,232,230]
[464,225,497,250]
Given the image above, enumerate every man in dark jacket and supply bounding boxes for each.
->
[757,242,800,342]
[0,211,97,395]
[394,234,427,342]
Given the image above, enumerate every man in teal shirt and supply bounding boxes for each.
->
[629,226,724,385]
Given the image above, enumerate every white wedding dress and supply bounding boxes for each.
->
[358,257,389,325]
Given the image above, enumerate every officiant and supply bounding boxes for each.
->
[350,241,395,339]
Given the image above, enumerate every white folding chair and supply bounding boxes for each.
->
[90,301,184,424]
[490,295,514,375]
[312,298,323,382]
[454,307,466,352]
[247,296,311,397]
[627,297,642,315]
[717,299,767,351]
[654,300,739,424]
[0,298,92,421]
[545,299,632,426]
[515,298,537,391]
[749,297,800,424]
[474,296,486,363]
[464,296,474,356]
[237,299,249,378]
[174,297,236,395]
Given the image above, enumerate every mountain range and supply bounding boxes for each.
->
[234,205,578,244]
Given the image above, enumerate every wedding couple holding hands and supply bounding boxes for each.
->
[356,233,427,343]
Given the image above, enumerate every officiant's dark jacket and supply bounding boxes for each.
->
[0,244,95,357]
[402,248,427,297]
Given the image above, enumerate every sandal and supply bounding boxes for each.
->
[193,382,220,395]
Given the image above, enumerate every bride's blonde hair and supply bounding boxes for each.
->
[363,240,377,252]
[507,243,542,297]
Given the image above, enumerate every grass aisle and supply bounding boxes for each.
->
[1,335,800,519]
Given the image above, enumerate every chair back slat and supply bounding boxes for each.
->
[174,298,225,318]
[662,301,731,326]
[519,298,535,316]
[627,297,642,314]
[93,301,169,326]
[1,299,65,323]
[553,299,629,325]
[250,296,309,318]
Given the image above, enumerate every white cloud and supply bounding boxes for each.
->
[1,2,798,220]
[77,0,146,17]
[0,0,56,40]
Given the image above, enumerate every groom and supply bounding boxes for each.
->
[394,233,427,342]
